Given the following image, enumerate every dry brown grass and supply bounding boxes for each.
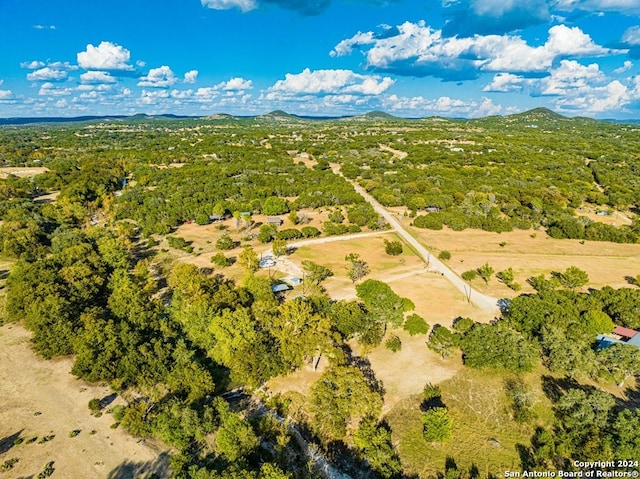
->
[293,234,496,324]
[404,225,640,297]
[577,206,633,226]
[0,324,170,478]
[353,330,463,412]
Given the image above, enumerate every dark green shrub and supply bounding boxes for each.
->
[385,335,402,352]
[422,408,453,442]
[88,398,101,413]
[438,250,451,260]
[414,214,443,230]
[384,239,403,256]
[211,252,230,267]
[216,235,235,250]
[404,314,429,335]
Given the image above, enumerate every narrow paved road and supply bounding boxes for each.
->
[262,230,395,278]
[334,165,500,313]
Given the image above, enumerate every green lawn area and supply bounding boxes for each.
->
[386,367,556,478]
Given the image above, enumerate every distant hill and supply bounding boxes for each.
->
[256,110,305,122]
[507,107,568,122]
[0,113,198,126]
[1,107,638,126]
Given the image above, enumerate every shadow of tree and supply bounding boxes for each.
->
[348,353,386,396]
[541,375,597,403]
[107,452,171,479]
[0,430,23,454]
[621,381,640,408]
[101,392,118,408]
[623,275,638,286]
[516,442,536,471]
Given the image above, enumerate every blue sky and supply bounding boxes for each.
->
[1,0,640,118]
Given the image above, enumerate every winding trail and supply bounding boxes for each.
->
[332,164,500,313]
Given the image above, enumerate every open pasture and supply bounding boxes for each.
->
[406,225,640,296]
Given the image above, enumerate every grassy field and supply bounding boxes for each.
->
[402,224,640,297]
[353,328,463,412]
[293,233,496,323]
[386,367,556,478]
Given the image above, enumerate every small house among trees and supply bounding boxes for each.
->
[266,216,283,226]
[282,276,302,287]
[271,283,290,293]
[596,325,640,349]
[209,213,226,222]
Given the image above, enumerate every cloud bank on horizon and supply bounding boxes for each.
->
[1,0,640,118]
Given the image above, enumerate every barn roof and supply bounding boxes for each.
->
[613,326,638,339]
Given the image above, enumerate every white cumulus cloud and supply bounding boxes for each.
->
[201,0,257,12]
[556,0,640,14]
[138,89,170,105]
[48,61,78,71]
[80,71,118,84]
[539,60,604,95]
[194,87,219,101]
[483,72,526,92]
[330,32,375,57]
[333,22,617,81]
[382,94,506,117]
[77,83,114,92]
[0,89,14,100]
[171,89,194,99]
[267,68,394,98]
[614,60,633,73]
[21,61,45,69]
[622,25,640,45]
[38,82,73,96]
[217,77,252,90]
[77,41,134,71]
[26,67,68,81]
[553,79,634,113]
[184,70,199,84]
[137,66,178,88]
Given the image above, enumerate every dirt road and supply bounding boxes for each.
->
[332,165,500,314]
[263,230,395,279]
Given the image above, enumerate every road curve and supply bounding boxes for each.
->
[337,169,500,313]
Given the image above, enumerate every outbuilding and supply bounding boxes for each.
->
[271,283,290,293]
[266,216,283,226]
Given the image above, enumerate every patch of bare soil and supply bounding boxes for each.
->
[33,191,60,204]
[265,357,329,398]
[0,324,171,479]
[379,144,408,160]
[577,207,633,226]
[0,167,48,179]
[353,330,463,412]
